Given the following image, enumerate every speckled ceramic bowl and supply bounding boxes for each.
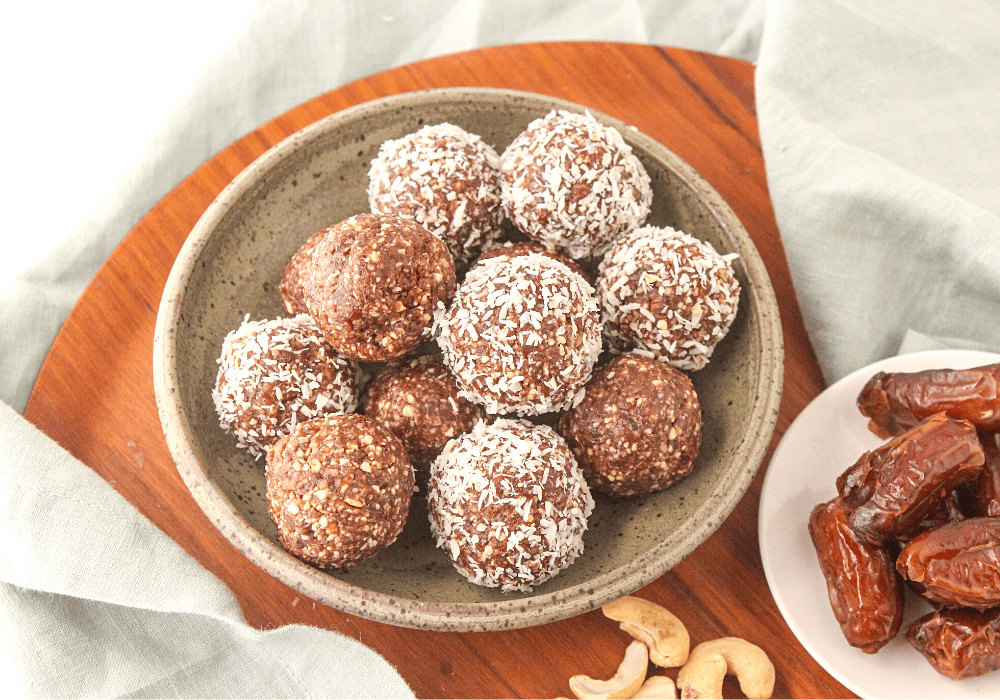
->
[153,87,783,632]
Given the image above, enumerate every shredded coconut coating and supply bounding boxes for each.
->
[499,109,652,260]
[368,123,504,265]
[213,314,359,459]
[435,252,603,416]
[474,239,590,282]
[301,213,457,362]
[597,225,740,371]
[266,413,414,569]
[280,229,325,316]
[427,419,595,592]
[559,354,702,497]
[362,354,486,465]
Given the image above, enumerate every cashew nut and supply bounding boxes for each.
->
[676,638,775,700]
[632,675,678,699]
[569,639,648,699]
[676,650,727,699]
[602,596,690,667]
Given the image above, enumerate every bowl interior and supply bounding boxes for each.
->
[155,87,782,631]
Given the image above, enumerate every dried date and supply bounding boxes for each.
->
[971,432,1000,517]
[857,363,1000,439]
[900,488,964,545]
[837,413,984,547]
[808,496,904,653]
[896,516,1000,609]
[907,606,1000,680]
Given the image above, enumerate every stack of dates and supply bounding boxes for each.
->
[809,361,1000,680]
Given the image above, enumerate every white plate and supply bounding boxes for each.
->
[759,349,1000,699]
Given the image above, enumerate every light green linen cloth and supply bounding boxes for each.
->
[0,404,413,698]
[0,1,762,697]
[2,0,998,696]
[756,0,1000,382]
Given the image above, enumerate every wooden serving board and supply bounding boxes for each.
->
[24,42,849,698]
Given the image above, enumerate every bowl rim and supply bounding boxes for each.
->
[152,86,784,632]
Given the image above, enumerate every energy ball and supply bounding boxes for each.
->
[266,413,414,569]
[597,225,740,371]
[559,354,702,497]
[499,109,652,260]
[474,239,590,281]
[368,123,504,265]
[362,354,486,465]
[427,419,595,592]
[279,229,324,316]
[301,213,457,362]
[435,252,603,416]
[213,314,358,458]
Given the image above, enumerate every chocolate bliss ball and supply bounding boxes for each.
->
[266,413,414,569]
[559,353,702,497]
[301,213,456,362]
[427,419,594,592]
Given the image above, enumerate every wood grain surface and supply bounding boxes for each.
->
[23,42,852,698]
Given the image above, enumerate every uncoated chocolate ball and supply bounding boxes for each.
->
[362,354,485,465]
[301,213,457,362]
[266,413,414,569]
[559,353,702,497]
